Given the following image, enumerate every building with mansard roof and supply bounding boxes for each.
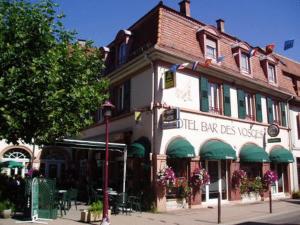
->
[81,0,300,211]
[1,0,300,211]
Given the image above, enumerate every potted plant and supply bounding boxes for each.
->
[0,199,14,218]
[87,201,103,222]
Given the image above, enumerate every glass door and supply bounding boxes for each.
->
[202,160,228,202]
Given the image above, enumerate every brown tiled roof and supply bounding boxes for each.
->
[105,2,299,96]
[275,54,300,77]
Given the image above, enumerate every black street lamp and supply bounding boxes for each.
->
[101,100,115,225]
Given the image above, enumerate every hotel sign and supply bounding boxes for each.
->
[162,108,180,129]
[179,118,265,139]
[164,71,176,89]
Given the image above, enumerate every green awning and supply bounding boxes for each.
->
[270,147,294,163]
[240,144,270,163]
[200,140,236,160]
[0,161,24,168]
[167,139,195,158]
[128,137,151,158]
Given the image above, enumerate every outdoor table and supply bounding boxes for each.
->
[58,189,67,193]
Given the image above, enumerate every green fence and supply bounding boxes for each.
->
[24,178,57,219]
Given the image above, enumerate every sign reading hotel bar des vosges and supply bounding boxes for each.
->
[178,118,265,139]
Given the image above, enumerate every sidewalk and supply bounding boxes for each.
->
[1,199,299,225]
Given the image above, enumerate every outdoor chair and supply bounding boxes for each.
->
[111,193,131,215]
[67,188,78,210]
[129,195,142,213]
[87,185,102,204]
[56,191,68,217]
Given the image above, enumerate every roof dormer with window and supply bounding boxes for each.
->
[260,55,278,86]
[197,25,220,63]
[114,29,132,66]
[231,42,253,76]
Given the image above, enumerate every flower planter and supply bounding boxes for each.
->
[1,209,12,218]
[80,210,111,223]
[241,193,262,203]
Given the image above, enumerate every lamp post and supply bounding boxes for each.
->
[101,100,115,225]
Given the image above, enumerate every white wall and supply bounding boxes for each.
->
[131,68,153,109]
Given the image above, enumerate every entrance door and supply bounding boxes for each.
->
[202,160,228,203]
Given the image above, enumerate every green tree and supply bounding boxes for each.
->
[0,0,108,146]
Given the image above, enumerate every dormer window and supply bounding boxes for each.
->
[114,29,132,66]
[197,26,220,61]
[118,42,127,65]
[206,37,217,60]
[268,63,276,84]
[231,42,253,75]
[260,55,278,85]
[241,52,250,73]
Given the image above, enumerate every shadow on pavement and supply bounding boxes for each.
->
[281,199,300,205]
[236,222,298,225]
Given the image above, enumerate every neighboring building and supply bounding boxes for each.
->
[81,1,298,211]
[281,56,300,192]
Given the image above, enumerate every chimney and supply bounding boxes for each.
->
[216,19,225,32]
[77,39,86,47]
[179,0,191,17]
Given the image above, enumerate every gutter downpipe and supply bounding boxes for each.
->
[145,52,156,184]
[286,95,295,192]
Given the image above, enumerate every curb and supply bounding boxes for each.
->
[222,207,300,225]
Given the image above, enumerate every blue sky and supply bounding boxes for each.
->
[56,0,300,62]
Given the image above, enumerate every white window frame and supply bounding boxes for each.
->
[241,53,250,74]
[272,100,280,124]
[268,63,277,84]
[245,92,254,120]
[208,82,220,113]
[205,38,217,59]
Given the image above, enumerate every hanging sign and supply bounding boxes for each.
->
[162,108,180,129]
[267,138,281,143]
[267,124,280,137]
[164,71,176,89]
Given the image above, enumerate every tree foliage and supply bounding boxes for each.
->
[0,0,108,145]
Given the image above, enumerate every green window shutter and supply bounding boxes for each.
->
[267,97,273,124]
[124,79,131,112]
[223,84,231,116]
[280,102,287,127]
[237,89,246,119]
[200,76,209,112]
[255,94,263,122]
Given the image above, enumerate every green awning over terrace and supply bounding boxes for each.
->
[167,139,195,158]
[200,140,236,160]
[269,147,294,163]
[240,144,270,163]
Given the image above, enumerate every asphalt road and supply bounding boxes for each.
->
[237,210,300,225]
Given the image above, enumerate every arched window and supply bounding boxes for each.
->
[3,148,31,159]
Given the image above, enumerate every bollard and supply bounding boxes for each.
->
[218,192,221,224]
[269,190,272,214]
